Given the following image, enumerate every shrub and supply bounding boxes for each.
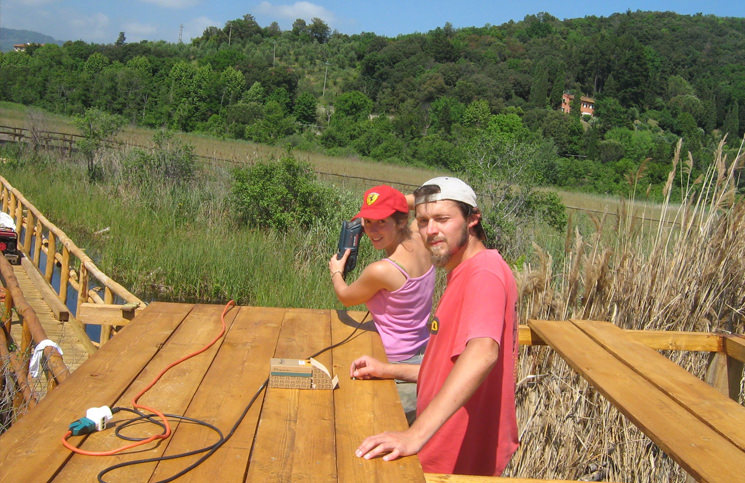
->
[231,156,338,231]
[124,130,196,187]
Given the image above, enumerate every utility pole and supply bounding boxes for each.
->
[178,24,183,43]
[228,25,232,46]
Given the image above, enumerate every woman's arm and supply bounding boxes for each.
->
[349,355,420,381]
[329,250,400,307]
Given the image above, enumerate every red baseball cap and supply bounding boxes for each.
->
[353,185,409,220]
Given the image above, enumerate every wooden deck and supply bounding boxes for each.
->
[3,299,744,481]
[529,319,745,482]
[0,302,426,482]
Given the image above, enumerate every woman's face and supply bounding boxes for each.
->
[362,216,399,251]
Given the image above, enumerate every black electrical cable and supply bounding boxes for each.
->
[97,310,370,483]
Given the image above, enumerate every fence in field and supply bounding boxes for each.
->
[0,124,700,224]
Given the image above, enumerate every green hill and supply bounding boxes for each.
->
[0,27,62,52]
[1,11,743,200]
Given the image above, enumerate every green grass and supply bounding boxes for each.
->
[0,149,381,310]
[0,101,445,189]
[0,100,669,307]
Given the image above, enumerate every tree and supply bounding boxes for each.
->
[666,75,694,99]
[570,93,582,120]
[461,100,491,129]
[73,108,125,181]
[333,91,373,121]
[528,62,549,108]
[218,66,246,107]
[115,32,126,47]
[225,14,262,43]
[548,65,566,109]
[292,19,309,39]
[309,18,331,44]
[243,82,266,104]
[429,96,465,135]
[723,100,740,142]
[294,91,318,125]
[83,52,109,74]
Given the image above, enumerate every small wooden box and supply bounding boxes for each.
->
[268,358,338,390]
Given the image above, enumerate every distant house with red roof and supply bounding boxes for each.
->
[13,43,41,52]
[560,93,595,117]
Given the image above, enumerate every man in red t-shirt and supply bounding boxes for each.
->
[350,177,519,476]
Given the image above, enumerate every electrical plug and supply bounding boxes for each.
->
[68,406,113,435]
[69,417,96,436]
[85,406,113,431]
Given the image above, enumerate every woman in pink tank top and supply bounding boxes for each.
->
[329,185,435,423]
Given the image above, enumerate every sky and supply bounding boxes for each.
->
[1,0,744,45]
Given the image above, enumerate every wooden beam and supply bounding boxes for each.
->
[527,320,722,352]
[623,329,721,352]
[724,335,745,363]
[77,302,139,327]
[519,325,545,346]
[706,351,745,401]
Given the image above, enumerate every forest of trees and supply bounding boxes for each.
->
[1,11,744,199]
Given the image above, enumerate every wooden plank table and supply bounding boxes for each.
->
[0,302,425,482]
[529,319,745,482]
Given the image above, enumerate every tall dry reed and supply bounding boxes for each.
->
[508,137,745,481]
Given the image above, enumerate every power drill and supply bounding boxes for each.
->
[336,219,363,278]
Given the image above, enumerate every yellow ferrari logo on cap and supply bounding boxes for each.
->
[366,192,380,205]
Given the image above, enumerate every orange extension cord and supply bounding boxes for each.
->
[61,300,236,456]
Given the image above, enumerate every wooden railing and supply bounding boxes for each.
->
[0,255,69,413]
[0,125,79,154]
[0,174,145,347]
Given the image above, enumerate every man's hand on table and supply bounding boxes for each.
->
[355,429,424,461]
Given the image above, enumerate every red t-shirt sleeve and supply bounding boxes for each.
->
[450,266,507,359]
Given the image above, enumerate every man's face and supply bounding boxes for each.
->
[415,200,469,270]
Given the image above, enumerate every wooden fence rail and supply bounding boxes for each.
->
[0,174,145,347]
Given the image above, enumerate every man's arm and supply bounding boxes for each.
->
[355,337,499,461]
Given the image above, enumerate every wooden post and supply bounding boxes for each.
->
[44,233,56,283]
[32,219,43,268]
[100,287,114,342]
[1,287,11,334]
[9,192,18,227]
[706,351,744,401]
[22,210,34,254]
[59,246,70,304]
[14,202,23,237]
[20,312,32,361]
[76,263,88,319]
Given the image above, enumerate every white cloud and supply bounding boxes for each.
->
[69,12,111,42]
[255,1,336,23]
[138,0,201,8]
[122,22,158,42]
[183,16,216,42]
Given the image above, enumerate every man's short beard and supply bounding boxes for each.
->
[429,225,468,268]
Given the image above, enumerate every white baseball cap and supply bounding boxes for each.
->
[415,177,478,208]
